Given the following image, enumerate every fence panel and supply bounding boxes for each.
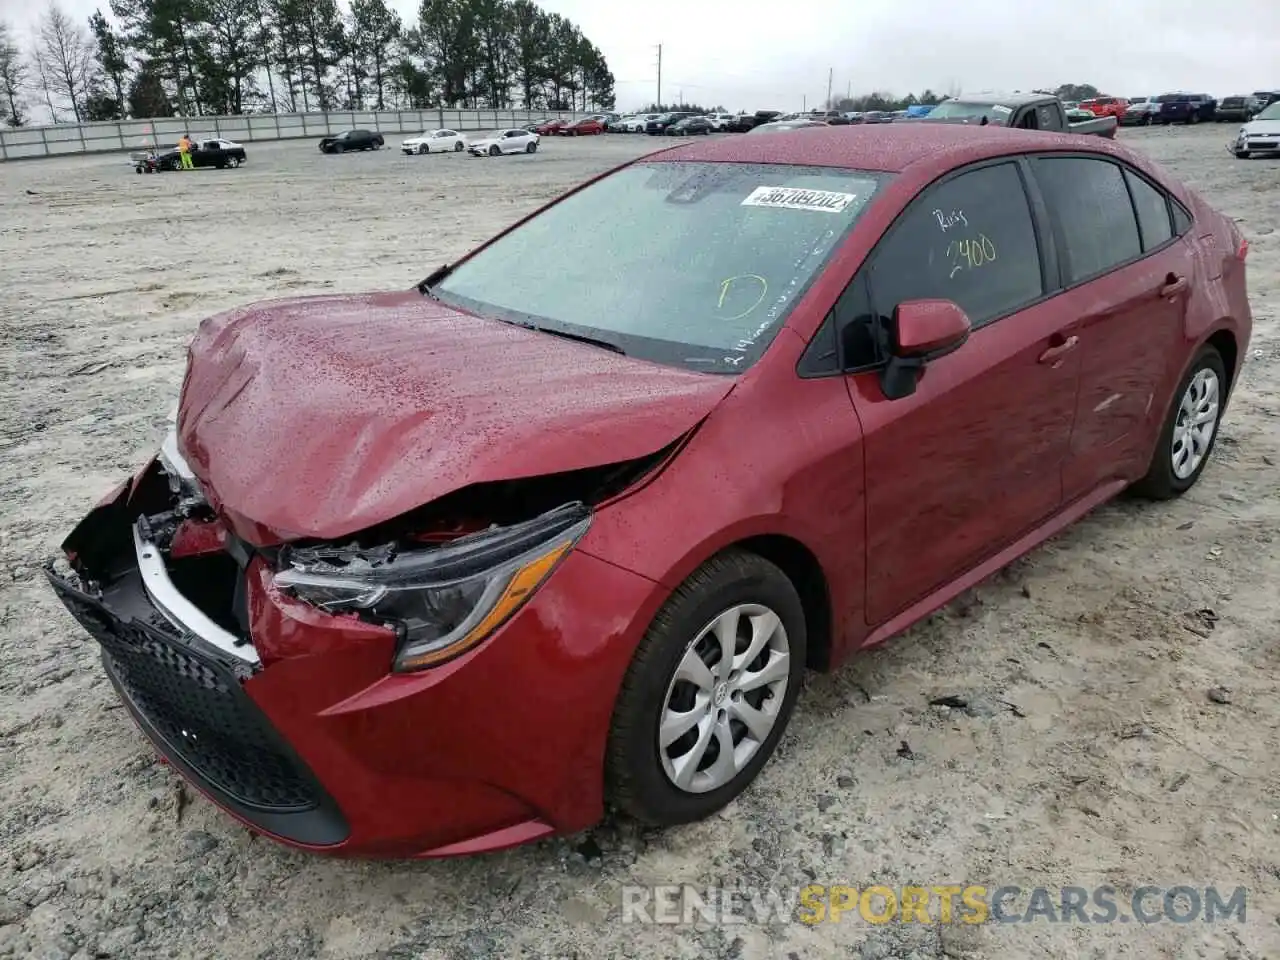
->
[0,108,605,160]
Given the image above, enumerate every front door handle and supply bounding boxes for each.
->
[1038,335,1079,365]
[1160,275,1189,297]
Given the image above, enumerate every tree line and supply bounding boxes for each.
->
[0,0,614,127]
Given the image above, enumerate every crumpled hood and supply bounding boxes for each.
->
[177,290,733,542]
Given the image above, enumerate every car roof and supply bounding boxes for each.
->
[948,93,1050,107]
[649,122,1133,173]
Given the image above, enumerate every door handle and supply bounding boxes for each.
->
[1037,335,1079,365]
[1160,275,1189,297]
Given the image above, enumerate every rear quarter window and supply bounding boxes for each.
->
[1124,170,1174,251]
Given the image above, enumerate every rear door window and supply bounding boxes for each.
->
[1033,156,1141,283]
[864,161,1044,330]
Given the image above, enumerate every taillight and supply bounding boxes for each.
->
[1238,238,1249,260]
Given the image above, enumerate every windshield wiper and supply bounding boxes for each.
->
[501,319,626,355]
[417,263,451,298]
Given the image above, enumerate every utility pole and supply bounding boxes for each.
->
[827,67,833,110]
[655,44,662,109]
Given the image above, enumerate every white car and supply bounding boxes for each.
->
[468,128,539,156]
[627,114,660,132]
[1232,101,1280,158]
[705,113,736,131]
[402,129,466,155]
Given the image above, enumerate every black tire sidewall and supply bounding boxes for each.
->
[1138,346,1228,497]
[606,552,807,824]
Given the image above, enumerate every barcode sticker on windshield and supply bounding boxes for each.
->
[741,186,856,213]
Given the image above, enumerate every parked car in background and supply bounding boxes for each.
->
[706,113,737,131]
[1249,91,1280,114]
[627,114,661,132]
[136,137,247,172]
[862,110,894,123]
[747,119,827,134]
[668,116,713,136]
[52,122,1250,861]
[1231,100,1280,158]
[905,104,935,118]
[401,129,466,155]
[468,128,539,156]
[845,112,865,123]
[612,116,638,132]
[1155,93,1217,124]
[533,118,567,136]
[1080,96,1128,119]
[596,113,621,129]
[319,130,383,153]
[1062,100,1079,110]
[811,110,850,125]
[727,111,781,132]
[1215,96,1254,122]
[924,94,1117,137]
[562,117,605,136]
[646,112,696,134]
[1121,97,1160,125]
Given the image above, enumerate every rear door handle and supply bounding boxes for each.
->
[1038,335,1079,365]
[1160,275,1189,297]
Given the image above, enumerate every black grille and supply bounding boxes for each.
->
[48,572,319,812]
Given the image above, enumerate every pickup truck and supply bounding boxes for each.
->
[920,94,1118,138]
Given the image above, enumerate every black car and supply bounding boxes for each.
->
[726,110,781,132]
[319,129,385,153]
[645,112,697,134]
[1216,96,1254,122]
[862,110,894,124]
[138,137,247,172]
[667,116,713,136]
[1154,93,1216,124]
[812,110,851,125]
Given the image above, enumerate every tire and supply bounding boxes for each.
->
[418,144,429,155]
[334,143,344,154]
[605,550,807,825]
[1235,150,1251,159]
[1188,113,1199,125]
[489,145,500,157]
[525,141,537,153]
[228,157,240,168]
[1131,346,1228,500]
[454,140,463,151]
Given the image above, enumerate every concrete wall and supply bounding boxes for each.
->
[0,109,596,161]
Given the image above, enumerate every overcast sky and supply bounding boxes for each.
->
[3,0,1278,114]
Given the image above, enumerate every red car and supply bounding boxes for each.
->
[561,117,604,136]
[47,124,1250,859]
[1080,96,1129,119]
[532,118,566,136]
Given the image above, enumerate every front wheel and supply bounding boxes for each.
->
[418,144,429,155]
[605,551,806,825]
[489,145,501,157]
[1131,346,1227,499]
[454,140,463,152]
[1235,149,1251,159]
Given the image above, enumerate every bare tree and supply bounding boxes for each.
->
[34,3,97,122]
[0,21,29,126]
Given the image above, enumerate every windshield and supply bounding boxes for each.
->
[1156,94,1188,103]
[433,161,887,373]
[1256,103,1280,121]
[926,100,1011,125]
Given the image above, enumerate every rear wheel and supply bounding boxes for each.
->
[454,140,463,151]
[605,551,806,825]
[526,141,537,153]
[1131,346,1227,499]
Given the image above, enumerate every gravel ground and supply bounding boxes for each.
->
[1,125,1278,960]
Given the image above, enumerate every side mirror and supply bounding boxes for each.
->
[880,299,971,400]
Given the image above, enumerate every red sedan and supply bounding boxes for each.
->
[532,118,566,136]
[561,117,604,136]
[47,124,1250,858]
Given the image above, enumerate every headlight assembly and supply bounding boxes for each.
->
[273,502,591,671]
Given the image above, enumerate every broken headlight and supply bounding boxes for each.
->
[272,502,591,671]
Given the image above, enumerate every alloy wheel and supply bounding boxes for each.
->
[658,603,791,794]
[1171,368,1220,480]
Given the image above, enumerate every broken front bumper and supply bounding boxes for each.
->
[45,453,662,857]
[45,483,350,846]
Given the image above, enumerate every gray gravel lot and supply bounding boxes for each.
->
[1,125,1278,960]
